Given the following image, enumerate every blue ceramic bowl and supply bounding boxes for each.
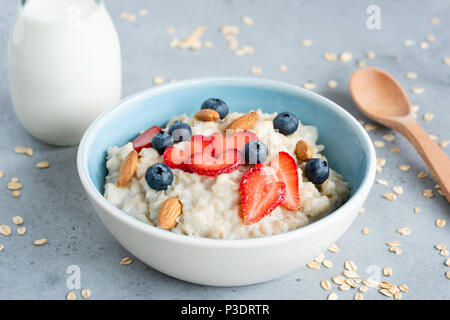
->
[77,77,376,286]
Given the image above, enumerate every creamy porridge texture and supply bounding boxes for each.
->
[104,108,349,239]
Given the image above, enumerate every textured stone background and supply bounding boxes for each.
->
[0,0,448,299]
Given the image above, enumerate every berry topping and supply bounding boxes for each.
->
[132,125,161,153]
[273,112,299,136]
[163,146,188,171]
[231,131,258,153]
[305,158,329,184]
[240,166,286,224]
[187,149,241,177]
[244,140,268,164]
[145,163,174,190]
[168,121,192,142]
[201,98,229,119]
[151,130,174,155]
[271,152,300,211]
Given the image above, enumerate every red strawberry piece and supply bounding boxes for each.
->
[132,125,161,153]
[189,135,213,158]
[240,167,286,224]
[210,132,228,156]
[163,146,188,170]
[187,149,241,176]
[270,152,300,211]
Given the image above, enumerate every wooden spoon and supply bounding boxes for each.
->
[350,67,450,202]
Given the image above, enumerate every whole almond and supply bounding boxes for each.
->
[117,150,138,187]
[158,197,183,230]
[227,112,258,131]
[295,140,314,162]
[195,109,220,121]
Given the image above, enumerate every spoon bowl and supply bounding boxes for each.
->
[350,67,450,202]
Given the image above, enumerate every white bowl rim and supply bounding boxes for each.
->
[77,77,376,248]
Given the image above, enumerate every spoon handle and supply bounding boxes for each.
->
[398,120,450,202]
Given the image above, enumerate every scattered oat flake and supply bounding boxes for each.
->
[166,26,176,34]
[339,52,353,62]
[435,185,444,197]
[440,140,449,148]
[394,291,402,300]
[36,161,50,169]
[383,267,393,277]
[301,39,313,47]
[426,34,435,43]
[322,259,333,269]
[377,179,389,186]
[435,244,446,250]
[120,257,133,265]
[12,191,20,198]
[397,226,411,236]
[444,57,450,65]
[343,270,359,278]
[364,123,378,131]
[398,164,411,171]
[359,286,368,293]
[251,66,262,75]
[393,185,403,195]
[366,51,376,59]
[363,279,379,288]
[320,280,331,290]
[423,113,434,121]
[0,170,4,178]
[139,9,149,16]
[417,171,428,178]
[307,260,320,270]
[302,82,316,90]
[11,177,19,182]
[373,140,385,148]
[390,147,400,153]
[445,258,450,267]
[17,227,26,236]
[33,238,48,246]
[221,25,239,35]
[411,87,425,94]
[339,283,351,291]
[81,288,91,299]
[383,192,396,201]
[419,42,429,50]
[414,206,420,214]
[66,291,76,300]
[153,76,165,86]
[314,253,325,263]
[328,80,337,88]
[0,225,12,236]
[354,293,364,300]
[406,72,417,79]
[0,244,3,252]
[361,228,370,235]
[332,276,345,285]
[386,241,401,247]
[404,40,416,46]
[389,247,403,255]
[447,271,450,280]
[327,292,338,300]
[346,278,358,288]
[357,60,366,68]
[422,189,434,198]
[328,244,340,253]
[359,208,365,214]
[398,284,409,293]
[382,133,395,141]
[13,216,24,225]
[379,289,393,297]
[435,219,446,228]
[242,16,254,26]
[323,52,337,61]
[429,134,437,141]
[7,182,23,190]
[345,261,357,272]
[278,65,288,72]
[429,17,440,24]
[441,249,449,257]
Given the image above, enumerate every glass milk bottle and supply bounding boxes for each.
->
[8,0,122,146]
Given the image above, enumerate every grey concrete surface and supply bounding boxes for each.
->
[0,0,449,300]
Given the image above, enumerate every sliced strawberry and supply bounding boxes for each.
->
[240,167,286,224]
[132,125,161,152]
[163,146,187,170]
[271,152,300,211]
[189,135,213,157]
[187,149,241,176]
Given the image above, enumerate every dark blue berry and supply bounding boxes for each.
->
[151,130,173,154]
[201,98,229,119]
[168,121,192,142]
[145,163,173,190]
[244,140,268,164]
[273,112,299,136]
[305,158,329,184]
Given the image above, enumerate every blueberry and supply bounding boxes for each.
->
[305,158,329,184]
[273,112,299,136]
[244,140,268,164]
[145,163,173,190]
[151,130,173,154]
[168,121,192,142]
[201,98,229,119]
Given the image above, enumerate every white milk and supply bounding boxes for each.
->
[8,0,122,146]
